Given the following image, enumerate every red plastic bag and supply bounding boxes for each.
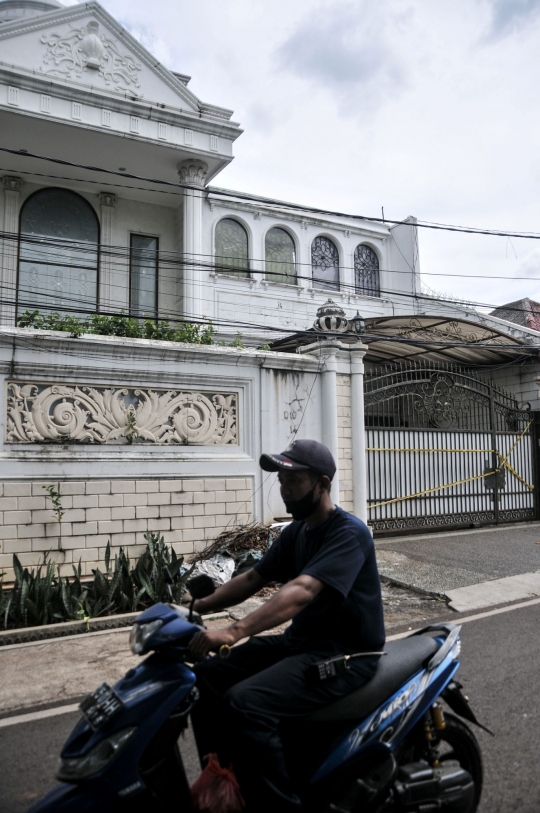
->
[191,753,245,813]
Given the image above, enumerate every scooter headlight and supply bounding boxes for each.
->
[129,619,163,655]
[57,727,136,781]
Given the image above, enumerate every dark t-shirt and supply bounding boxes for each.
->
[254,507,385,654]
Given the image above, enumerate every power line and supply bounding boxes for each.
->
[6,254,540,327]
[6,290,538,353]
[5,145,540,240]
[3,227,540,285]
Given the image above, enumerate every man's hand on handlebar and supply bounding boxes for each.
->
[188,628,239,661]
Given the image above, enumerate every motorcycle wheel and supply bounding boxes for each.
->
[404,712,483,813]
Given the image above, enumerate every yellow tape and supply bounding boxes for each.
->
[368,421,534,509]
[366,448,494,453]
[497,455,534,490]
[495,420,534,489]
[369,471,493,509]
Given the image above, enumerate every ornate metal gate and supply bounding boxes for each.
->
[365,364,536,533]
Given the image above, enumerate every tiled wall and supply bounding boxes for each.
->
[0,477,252,581]
[337,373,353,512]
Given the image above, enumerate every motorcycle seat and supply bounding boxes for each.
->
[304,635,440,723]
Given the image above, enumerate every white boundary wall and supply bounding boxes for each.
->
[0,329,368,581]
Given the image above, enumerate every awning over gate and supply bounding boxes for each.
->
[362,315,536,365]
[271,313,539,367]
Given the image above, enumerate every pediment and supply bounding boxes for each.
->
[0,1,201,112]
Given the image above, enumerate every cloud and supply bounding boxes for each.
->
[118,21,174,68]
[275,1,408,106]
[514,248,540,279]
[484,0,540,40]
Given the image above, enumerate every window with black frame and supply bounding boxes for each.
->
[18,188,99,318]
[130,235,158,318]
[354,244,380,297]
[265,227,296,284]
[311,236,339,291]
[215,218,249,277]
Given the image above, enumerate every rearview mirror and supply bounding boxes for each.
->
[187,574,215,600]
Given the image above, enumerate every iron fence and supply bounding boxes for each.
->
[364,363,536,533]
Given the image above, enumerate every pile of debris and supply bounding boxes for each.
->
[189,523,275,586]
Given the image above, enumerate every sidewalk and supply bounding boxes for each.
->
[0,584,447,717]
[2,521,534,718]
[376,521,540,611]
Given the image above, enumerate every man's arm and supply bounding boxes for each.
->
[192,567,266,615]
[188,573,324,659]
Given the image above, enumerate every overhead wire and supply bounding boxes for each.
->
[4,145,540,240]
[2,148,540,341]
[4,227,540,283]
[5,249,540,334]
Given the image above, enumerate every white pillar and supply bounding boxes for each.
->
[1,176,23,326]
[303,340,341,504]
[350,342,369,521]
[98,192,117,312]
[177,159,208,320]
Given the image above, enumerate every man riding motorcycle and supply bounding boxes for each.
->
[188,439,386,813]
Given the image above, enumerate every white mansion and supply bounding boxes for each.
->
[0,0,539,581]
[0,0,425,339]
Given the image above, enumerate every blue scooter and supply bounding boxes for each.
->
[30,573,488,813]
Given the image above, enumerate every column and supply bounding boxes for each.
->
[350,341,369,521]
[177,159,208,320]
[303,339,341,504]
[98,192,117,312]
[1,176,23,326]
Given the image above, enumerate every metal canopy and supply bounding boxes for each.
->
[362,315,535,366]
[270,314,538,367]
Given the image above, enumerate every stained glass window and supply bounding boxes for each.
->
[215,218,249,277]
[354,244,380,297]
[265,228,296,284]
[311,236,339,290]
[130,235,158,318]
[18,188,99,316]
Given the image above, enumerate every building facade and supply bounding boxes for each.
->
[0,0,424,342]
[1,0,540,580]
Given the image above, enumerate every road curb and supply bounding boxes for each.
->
[380,573,448,603]
[0,610,230,648]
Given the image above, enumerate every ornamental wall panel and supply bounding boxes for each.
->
[6,382,238,446]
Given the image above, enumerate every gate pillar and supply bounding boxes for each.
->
[350,342,369,522]
[300,339,341,504]
[300,337,369,517]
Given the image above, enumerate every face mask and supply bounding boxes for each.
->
[284,483,321,521]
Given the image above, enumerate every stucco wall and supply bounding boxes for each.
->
[474,365,540,411]
[0,329,325,581]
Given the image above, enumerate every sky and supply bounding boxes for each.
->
[71,0,540,310]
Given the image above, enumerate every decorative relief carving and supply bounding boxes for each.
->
[177,159,209,188]
[39,21,143,96]
[6,383,238,446]
[2,176,23,193]
[397,318,497,346]
[99,192,117,208]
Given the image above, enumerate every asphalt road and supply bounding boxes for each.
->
[1,600,539,813]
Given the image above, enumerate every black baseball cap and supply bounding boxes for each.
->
[259,439,336,480]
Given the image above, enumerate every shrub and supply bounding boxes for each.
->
[17,310,215,346]
[0,533,194,629]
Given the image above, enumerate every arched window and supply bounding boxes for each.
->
[311,236,339,290]
[18,188,99,316]
[215,218,249,277]
[354,244,380,297]
[265,228,296,284]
